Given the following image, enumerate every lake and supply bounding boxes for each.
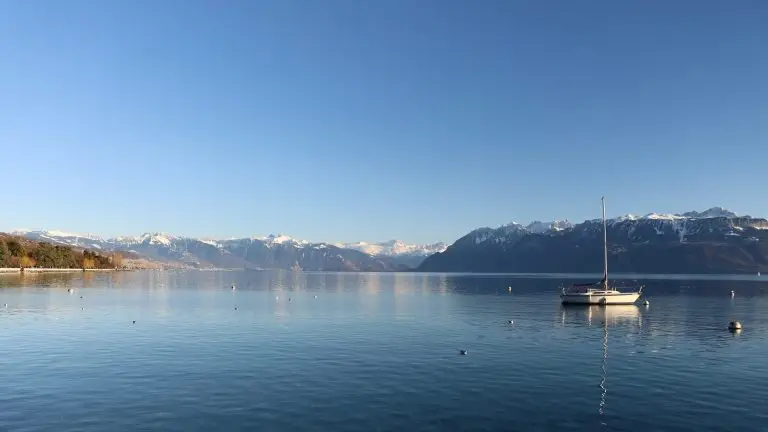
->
[1,270,767,431]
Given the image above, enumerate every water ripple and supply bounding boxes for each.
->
[1,271,768,430]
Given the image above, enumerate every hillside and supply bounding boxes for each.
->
[417,208,768,274]
[0,233,122,269]
[10,231,437,271]
[9,232,417,271]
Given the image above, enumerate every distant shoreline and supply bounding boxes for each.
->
[0,268,121,274]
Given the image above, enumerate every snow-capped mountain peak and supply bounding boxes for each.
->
[339,240,447,257]
[12,229,105,242]
[257,234,307,246]
[110,232,177,246]
[526,220,574,234]
[681,207,738,219]
[612,207,739,223]
[9,229,108,250]
[642,213,687,221]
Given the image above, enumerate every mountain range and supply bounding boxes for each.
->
[418,207,768,274]
[9,230,446,271]
[10,206,768,274]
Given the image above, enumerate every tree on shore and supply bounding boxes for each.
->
[0,236,117,269]
[110,252,124,268]
[6,240,24,258]
[20,255,35,268]
[0,241,9,267]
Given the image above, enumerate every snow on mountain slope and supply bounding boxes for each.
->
[611,207,738,223]
[258,234,309,247]
[11,229,109,250]
[7,207,752,269]
[680,207,738,219]
[451,207,762,248]
[339,240,447,257]
[6,229,440,269]
[526,220,574,234]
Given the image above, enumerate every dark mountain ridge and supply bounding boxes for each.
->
[418,208,768,274]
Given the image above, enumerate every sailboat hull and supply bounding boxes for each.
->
[561,291,640,305]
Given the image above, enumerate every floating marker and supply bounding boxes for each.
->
[729,321,742,331]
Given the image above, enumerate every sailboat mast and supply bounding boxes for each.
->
[602,196,608,289]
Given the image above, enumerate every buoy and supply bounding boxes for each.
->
[507,320,514,324]
[314,295,318,299]
[288,298,292,302]
[643,300,650,306]
[232,284,236,290]
[730,290,735,296]
[508,286,512,292]
[275,296,279,300]
[4,304,7,308]
[132,320,136,324]
[234,307,238,310]
[459,349,468,356]
[68,288,74,294]
[728,321,742,331]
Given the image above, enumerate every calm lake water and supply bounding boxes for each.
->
[2,270,768,431]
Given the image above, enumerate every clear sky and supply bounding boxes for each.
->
[1,0,766,244]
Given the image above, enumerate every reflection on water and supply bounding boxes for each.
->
[561,305,642,420]
[1,271,768,431]
[600,317,608,417]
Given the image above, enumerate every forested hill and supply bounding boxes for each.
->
[0,233,121,269]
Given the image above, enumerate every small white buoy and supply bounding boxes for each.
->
[275,296,279,300]
[4,304,7,308]
[68,288,74,294]
[508,286,512,292]
[730,290,735,297]
[459,349,468,356]
[507,320,514,324]
[643,300,650,306]
[232,283,236,290]
[728,321,742,331]
[314,295,318,299]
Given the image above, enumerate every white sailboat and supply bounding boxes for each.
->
[560,196,642,305]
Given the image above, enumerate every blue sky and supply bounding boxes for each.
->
[1,0,766,244]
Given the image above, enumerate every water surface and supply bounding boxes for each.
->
[1,271,767,431]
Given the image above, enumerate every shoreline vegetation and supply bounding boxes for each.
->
[0,267,119,274]
[0,234,125,272]
[0,268,119,273]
